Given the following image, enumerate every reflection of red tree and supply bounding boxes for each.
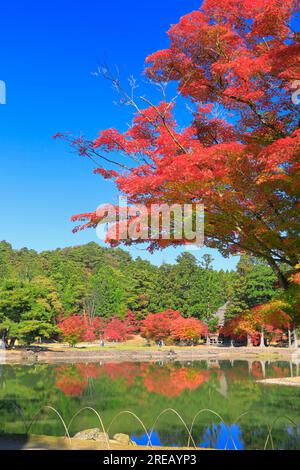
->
[55,362,211,398]
[103,363,142,386]
[250,361,291,378]
[224,364,250,381]
[224,362,292,381]
[269,364,290,377]
[251,362,264,379]
[55,362,143,397]
[143,366,210,397]
[76,363,103,380]
[55,365,87,397]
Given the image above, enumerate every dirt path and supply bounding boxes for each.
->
[1,345,299,364]
[258,376,300,387]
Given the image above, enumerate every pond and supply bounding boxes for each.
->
[0,360,300,450]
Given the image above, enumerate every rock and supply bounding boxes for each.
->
[113,433,131,445]
[73,428,109,442]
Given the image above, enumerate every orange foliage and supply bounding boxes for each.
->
[221,301,292,343]
[142,366,211,397]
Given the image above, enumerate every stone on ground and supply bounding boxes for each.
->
[113,433,131,445]
[73,428,109,442]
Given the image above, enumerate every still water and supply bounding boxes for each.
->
[0,360,299,449]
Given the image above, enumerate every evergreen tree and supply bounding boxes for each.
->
[226,256,278,318]
[0,277,61,347]
[88,265,127,318]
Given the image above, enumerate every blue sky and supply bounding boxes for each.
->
[0,0,238,270]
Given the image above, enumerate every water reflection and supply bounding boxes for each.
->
[52,360,299,398]
[132,424,243,449]
[0,359,300,449]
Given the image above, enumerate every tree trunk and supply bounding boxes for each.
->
[2,330,9,349]
[293,329,298,349]
[247,334,252,348]
[288,329,292,348]
[8,338,16,349]
[260,328,265,347]
[267,257,290,290]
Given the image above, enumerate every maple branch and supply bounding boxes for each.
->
[206,82,287,139]
[140,96,188,154]
[90,149,131,171]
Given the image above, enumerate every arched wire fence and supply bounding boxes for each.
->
[2,404,299,450]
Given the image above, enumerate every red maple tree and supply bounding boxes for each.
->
[58,315,104,345]
[82,315,104,342]
[103,316,129,342]
[140,309,181,342]
[56,0,300,291]
[58,315,85,346]
[124,309,140,335]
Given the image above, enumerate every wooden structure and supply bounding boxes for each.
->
[206,334,223,345]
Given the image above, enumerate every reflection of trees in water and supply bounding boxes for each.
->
[52,360,300,399]
[142,365,211,397]
[54,363,212,398]
[0,360,300,449]
[0,365,57,435]
[219,359,294,381]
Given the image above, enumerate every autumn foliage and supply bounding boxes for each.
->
[170,317,208,344]
[57,0,300,292]
[221,300,292,344]
[124,309,140,335]
[140,309,181,342]
[58,314,133,345]
[82,316,104,342]
[103,316,129,342]
[58,315,86,346]
[58,309,209,346]
[102,311,141,342]
[140,309,208,344]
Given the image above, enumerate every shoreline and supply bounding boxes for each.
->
[1,345,300,364]
[258,376,300,387]
[0,434,205,451]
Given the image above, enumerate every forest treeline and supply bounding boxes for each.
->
[0,241,278,345]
